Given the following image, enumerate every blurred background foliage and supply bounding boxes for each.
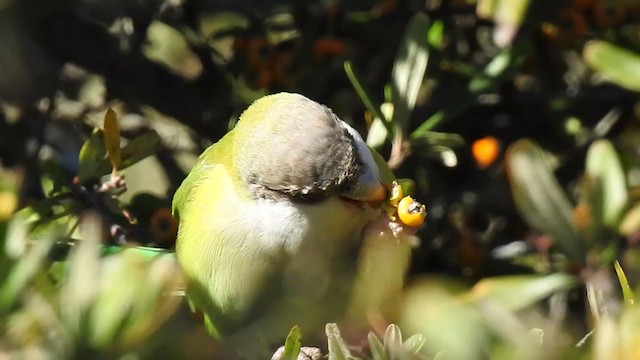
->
[2,0,640,358]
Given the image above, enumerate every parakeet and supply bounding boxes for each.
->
[172,93,417,357]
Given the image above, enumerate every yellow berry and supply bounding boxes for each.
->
[388,181,404,207]
[397,196,426,228]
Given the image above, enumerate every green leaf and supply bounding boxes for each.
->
[61,213,102,338]
[505,139,586,261]
[89,255,136,348]
[614,261,635,306]
[103,108,121,171]
[391,13,430,135]
[403,333,426,354]
[283,326,303,360]
[0,219,56,311]
[326,323,356,360]
[344,61,385,125]
[383,324,403,359]
[77,129,107,182]
[468,274,578,311]
[585,139,628,230]
[118,131,163,170]
[92,131,163,179]
[619,203,640,236]
[468,50,513,93]
[367,332,386,360]
[412,45,525,136]
[367,103,394,148]
[493,0,530,26]
[409,131,465,151]
[427,20,444,50]
[583,40,640,92]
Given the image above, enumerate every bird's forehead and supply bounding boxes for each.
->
[234,93,361,201]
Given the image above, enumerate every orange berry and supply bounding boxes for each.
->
[246,37,273,69]
[472,136,501,168]
[592,2,626,28]
[397,196,426,228]
[149,207,178,244]
[571,0,593,10]
[313,38,347,60]
[272,52,300,87]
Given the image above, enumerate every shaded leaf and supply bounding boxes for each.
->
[92,131,163,179]
[506,139,585,261]
[77,129,107,182]
[367,332,386,360]
[344,61,386,125]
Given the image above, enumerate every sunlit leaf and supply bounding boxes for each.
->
[283,326,302,360]
[584,40,640,92]
[62,213,102,338]
[89,255,136,348]
[391,13,430,134]
[619,203,640,236]
[467,274,577,310]
[585,139,628,230]
[0,219,56,311]
[103,108,121,171]
[326,323,355,360]
[614,261,635,306]
[384,324,403,353]
[492,0,530,47]
[427,20,444,50]
[403,333,426,354]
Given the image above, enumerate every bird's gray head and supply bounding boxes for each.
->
[232,93,385,203]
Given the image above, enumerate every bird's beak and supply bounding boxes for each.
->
[338,119,388,203]
[342,168,388,203]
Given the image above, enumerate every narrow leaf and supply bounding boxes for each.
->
[77,129,106,182]
[384,324,403,359]
[283,326,303,360]
[367,332,385,360]
[403,333,426,354]
[614,261,635,306]
[344,61,386,125]
[326,323,356,360]
[585,139,628,230]
[468,274,578,311]
[103,108,121,171]
[391,13,430,134]
[505,139,585,261]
